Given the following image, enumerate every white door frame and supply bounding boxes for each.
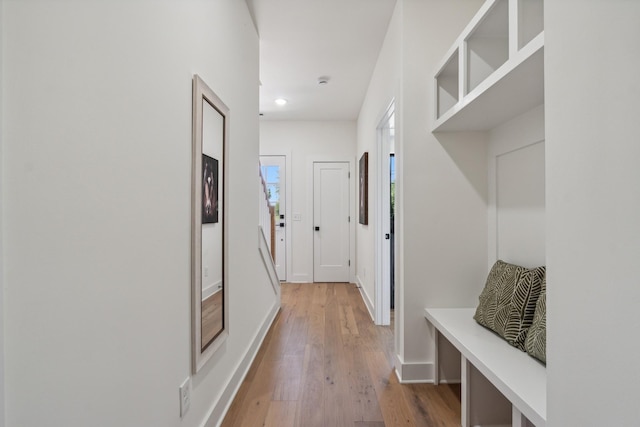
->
[375,102,395,325]
[260,155,287,280]
[259,151,292,282]
[307,156,355,284]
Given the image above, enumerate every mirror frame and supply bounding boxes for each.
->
[192,74,229,373]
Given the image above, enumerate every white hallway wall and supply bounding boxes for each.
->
[260,121,357,283]
[356,0,402,321]
[546,1,640,425]
[2,2,274,427]
[400,0,488,380]
[358,0,486,381]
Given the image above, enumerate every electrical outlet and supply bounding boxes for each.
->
[204,267,209,278]
[179,377,191,418]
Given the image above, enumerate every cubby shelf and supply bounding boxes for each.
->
[432,0,544,133]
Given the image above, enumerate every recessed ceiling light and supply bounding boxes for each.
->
[275,98,287,106]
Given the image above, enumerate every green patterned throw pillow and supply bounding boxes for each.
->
[525,275,546,363]
[474,260,545,351]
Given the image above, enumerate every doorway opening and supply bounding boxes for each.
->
[390,152,395,310]
[375,103,395,325]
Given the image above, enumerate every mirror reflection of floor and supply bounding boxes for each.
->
[202,290,223,348]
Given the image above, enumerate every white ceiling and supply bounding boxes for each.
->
[246,0,397,121]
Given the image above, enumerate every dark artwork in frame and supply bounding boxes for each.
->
[359,152,368,225]
[202,154,219,224]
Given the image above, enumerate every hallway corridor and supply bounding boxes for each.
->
[221,282,461,427]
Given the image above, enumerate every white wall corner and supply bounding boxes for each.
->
[205,300,280,427]
[355,275,375,321]
[394,354,434,384]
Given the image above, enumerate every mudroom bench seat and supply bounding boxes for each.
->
[425,308,546,427]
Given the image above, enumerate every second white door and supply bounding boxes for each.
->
[313,162,350,282]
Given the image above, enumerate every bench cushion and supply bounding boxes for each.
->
[474,260,545,350]
[525,275,547,363]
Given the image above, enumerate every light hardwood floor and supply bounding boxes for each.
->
[202,290,223,347]
[221,282,461,427]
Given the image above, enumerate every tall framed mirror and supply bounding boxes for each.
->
[192,74,229,373]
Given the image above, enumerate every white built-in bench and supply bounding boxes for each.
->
[425,308,546,427]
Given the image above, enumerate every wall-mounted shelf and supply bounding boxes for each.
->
[435,49,460,118]
[466,0,509,95]
[432,0,544,132]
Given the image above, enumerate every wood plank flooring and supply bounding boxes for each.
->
[221,282,461,427]
[202,290,223,347]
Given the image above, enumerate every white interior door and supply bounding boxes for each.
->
[260,156,286,280]
[313,162,350,282]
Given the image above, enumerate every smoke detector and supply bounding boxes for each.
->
[318,76,330,85]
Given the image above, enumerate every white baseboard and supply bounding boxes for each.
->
[202,300,280,427]
[289,274,311,283]
[394,353,435,384]
[355,275,375,322]
[437,379,462,384]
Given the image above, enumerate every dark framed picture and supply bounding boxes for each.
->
[359,152,368,225]
[202,154,219,224]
